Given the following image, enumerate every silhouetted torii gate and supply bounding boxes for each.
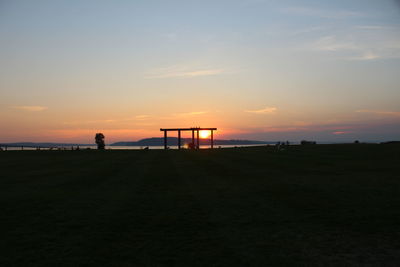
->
[160,127,217,149]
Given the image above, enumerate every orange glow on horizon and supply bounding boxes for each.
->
[199,130,211,139]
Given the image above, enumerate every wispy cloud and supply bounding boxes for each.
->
[332,131,351,135]
[280,6,363,19]
[145,66,226,79]
[355,25,387,30]
[88,119,115,123]
[245,107,277,114]
[63,119,116,125]
[356,109,400,117]
[174,111,207,117]
[13,106,48,112]
[233,123,356,135]
[350,51,380,61]
[313,36,357,51]
[135,115,151,120]
[292,26,325,36]
[311,33,400,60]
[63,115,152,125]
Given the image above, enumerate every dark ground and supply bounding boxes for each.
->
[1,144,400,266]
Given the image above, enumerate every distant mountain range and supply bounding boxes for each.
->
[1,138,274,147]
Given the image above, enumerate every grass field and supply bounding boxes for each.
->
[1,144,400,266]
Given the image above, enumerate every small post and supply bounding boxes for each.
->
[178,130,181,149]
[164,130,167,149]
[196,130,200,149]
[211,130,214,149]
[192,130,194,147]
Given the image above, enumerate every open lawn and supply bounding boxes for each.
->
[1,144,400,266]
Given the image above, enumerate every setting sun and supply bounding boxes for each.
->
[199,130,210,139]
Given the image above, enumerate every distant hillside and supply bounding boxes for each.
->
[111,137,274,146]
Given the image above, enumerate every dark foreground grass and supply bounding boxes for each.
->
[1,144,400,266]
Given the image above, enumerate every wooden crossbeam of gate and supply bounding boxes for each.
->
[160,127,217,150]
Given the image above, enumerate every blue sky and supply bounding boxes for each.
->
[0,0,399,142]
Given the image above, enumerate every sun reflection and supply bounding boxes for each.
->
[199,130,210,139]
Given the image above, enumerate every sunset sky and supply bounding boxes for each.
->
[1,0,400,143]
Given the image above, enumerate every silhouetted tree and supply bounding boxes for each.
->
[95,133,105,149]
